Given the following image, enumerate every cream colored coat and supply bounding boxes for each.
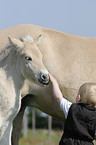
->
[0,24,96,121]
[0,34,49,145]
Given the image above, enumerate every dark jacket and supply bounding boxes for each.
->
[59,103,96,145]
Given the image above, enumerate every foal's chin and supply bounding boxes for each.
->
[38,78,50,86]
[27,77,49,87]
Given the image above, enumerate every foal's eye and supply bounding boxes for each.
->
[25,56,32,61]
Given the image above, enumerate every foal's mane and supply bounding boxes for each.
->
[0,46,12,61]
[0,35,33,61]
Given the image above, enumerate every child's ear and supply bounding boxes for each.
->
[76,94,81,103]
[78,95,81,102]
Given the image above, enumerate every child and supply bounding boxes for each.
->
[49,73,96,145]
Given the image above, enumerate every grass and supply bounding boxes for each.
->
[19,129,62,145]
[19,129,96,145]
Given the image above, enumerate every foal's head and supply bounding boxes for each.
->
[8,35,49,86]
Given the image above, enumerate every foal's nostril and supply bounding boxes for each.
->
[38,72,49,85]
[41,74,47,80]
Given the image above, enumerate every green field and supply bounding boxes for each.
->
[19,129,62,145]
[19,129,96,145]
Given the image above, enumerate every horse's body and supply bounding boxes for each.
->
[1,24,96,117]
[0,35,49,145]
[0,24,96,144]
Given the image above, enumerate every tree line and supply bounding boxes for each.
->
[22,107,64,137]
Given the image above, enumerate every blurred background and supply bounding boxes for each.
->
[20,107,63,145]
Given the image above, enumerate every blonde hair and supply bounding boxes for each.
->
[78,83,96,106]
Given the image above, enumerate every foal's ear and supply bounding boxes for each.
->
[8,37,24,51]
[34,34,42,46]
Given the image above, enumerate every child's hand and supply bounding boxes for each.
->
[49,73,63,103]
[49,73,58,86]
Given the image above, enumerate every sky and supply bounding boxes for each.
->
[0,0,96,37]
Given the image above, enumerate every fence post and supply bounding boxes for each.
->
[48,115,52,137]
[23,107,28,137]
[32,108,35,135]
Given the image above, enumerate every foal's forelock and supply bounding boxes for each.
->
[20,35,33,43]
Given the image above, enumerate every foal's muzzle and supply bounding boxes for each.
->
[38,72,50,86]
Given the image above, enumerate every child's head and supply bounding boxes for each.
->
[76,83,96,107]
